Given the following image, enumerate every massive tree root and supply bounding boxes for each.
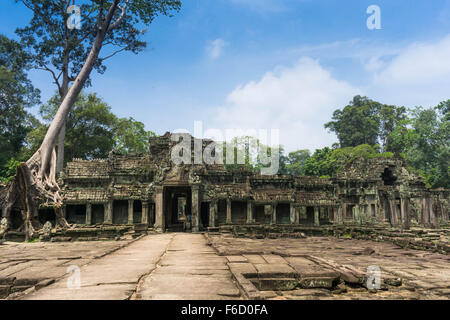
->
[0,146,69,241]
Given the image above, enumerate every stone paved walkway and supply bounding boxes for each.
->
[19,233,241,300]
[133,233,241,300]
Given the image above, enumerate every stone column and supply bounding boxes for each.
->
[337,206,343,224]
[389,199,399,227]
[314,206,320,226]
[142,201,149,225]
[429,197,438,229]
[226,198,232,224]
[400,198,410,229]
[86,203,92,225]
[128,200,134,225]
[209,200,217,228]
[271,202,277,225]
[341,203,347,223]
[247,200,254,224]
[295,206,300,224]
[154,188,164,231]
[290,203,296,224]
[191,186,200,232]
[104,200,113,224]
[442,203,449,222]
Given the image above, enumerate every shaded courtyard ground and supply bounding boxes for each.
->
[0,233,449,300]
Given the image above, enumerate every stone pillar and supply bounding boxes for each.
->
[104,200,113,224]
[442,203,449,222]
[337,205,344,224]
[272,202,277,225]
[191,185,200,232]
[290,203,296,224]
[314,206,320,226]
[86,203,92,225]
[128,200,134,225]
[342,203,347,222]
[226,198,232,224]
[429,197,438,229]
[333,207,338,223]
[154,188,164,231]
[295,206,300,224]
[209,200,217,228]
[246,200,254,224]
[354,205,361,224]
[142,201,149,225]
[400,198,410,230]
[389,199,399,227]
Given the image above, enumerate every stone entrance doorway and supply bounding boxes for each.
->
[163,186,192,232]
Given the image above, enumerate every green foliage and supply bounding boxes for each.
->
[0,34,40,181]
[325,95,407,151]
[390,103,449,188]
[0,158,21,184]
[325,96,381,148]
[284,149,310,175]
[303,147,334,177]
[114,117,156,154]
[21,93,155,166]
[288,144,394,178]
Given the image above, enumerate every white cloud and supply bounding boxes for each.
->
[209,35,450,152]
[369,35,450,107]
[211,57,361,152]
[206,38,228,60]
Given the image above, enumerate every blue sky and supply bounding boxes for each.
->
[1,0,450,151]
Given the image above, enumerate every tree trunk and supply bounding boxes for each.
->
[0,1,120,240]
[56,121,66,174]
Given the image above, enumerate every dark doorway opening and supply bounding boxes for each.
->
[200,202,209,229]
[39,208,56,225]
[231,201,246,224]
[382,168,397,186]
[254,205,266,224]
[113,200,128,224]
[305,206,315,224]
[276,203,290,224]
[164,186,192,232]
[10,209,24,229]
[133,200,142,224]
[217,199,227,225]
[92,204,104,224]
[346,205,354,220]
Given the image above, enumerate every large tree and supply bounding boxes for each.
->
[1,0,181,240]
[325,96,381,148]
[284,149,310,175]
[14,0,179,173]
[325,95,407,151]
[0,34,40,183]
[389,102,449,188]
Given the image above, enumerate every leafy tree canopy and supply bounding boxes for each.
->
[325,95,407,152]
[21,92,154,164]
[0,34,40,183]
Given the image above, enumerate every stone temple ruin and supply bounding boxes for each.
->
[1,132,449,242]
